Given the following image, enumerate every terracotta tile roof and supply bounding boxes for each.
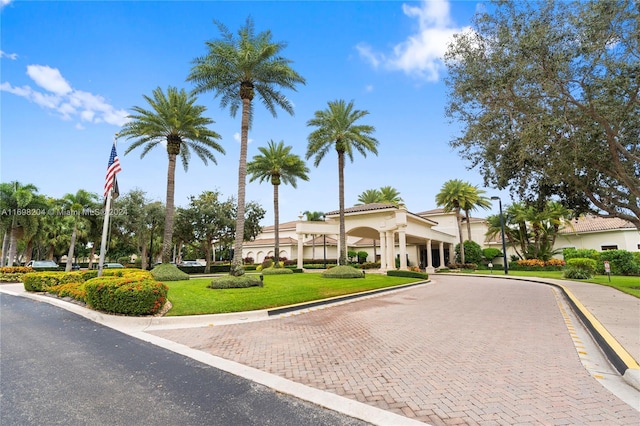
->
[243,237,298,246]
[260,220,298,232]
[305,235,337,245]
[560,216,636,234]
[324,203,398,216]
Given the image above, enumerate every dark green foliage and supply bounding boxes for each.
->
[321,265,364,278]
[151,263,190,281]
[208,275,263,289]
[482,248,503,262]
[455,241,483,264]
[386,270,429,279]
[599,250,640,275]
[84,276,168,315]
[563,248,600,261]
[564,268,593,280]
[360,262,381,270]
[357,251,369,263]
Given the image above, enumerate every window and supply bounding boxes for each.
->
[601,245,618,251]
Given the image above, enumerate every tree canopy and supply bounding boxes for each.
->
[444,0,639,229]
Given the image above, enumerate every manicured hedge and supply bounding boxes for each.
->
[386,270,429,279]
[22,271,85,292]
[84,275,168,315]
[321,265,364,278]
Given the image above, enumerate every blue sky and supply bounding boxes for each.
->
[1,0,510,225]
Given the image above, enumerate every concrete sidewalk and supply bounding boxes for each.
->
[1,275,639,425]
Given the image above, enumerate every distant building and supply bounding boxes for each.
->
[242,204,639,271]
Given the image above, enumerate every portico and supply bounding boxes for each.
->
[294,203,457,272]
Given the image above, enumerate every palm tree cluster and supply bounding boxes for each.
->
[0,182,104,268]
[435,179,491,264]
[121,17,379,275]
[356,186,403,206]
[485,201,573,261]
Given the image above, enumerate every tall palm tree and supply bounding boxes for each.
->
[119,86,224,263]
[306,99,379,265]
[247,140,309,266]
[61,189,98,271]
[0,182,44,266]
[435,179,473,264]
[188,17,306,276]
[460,185,491,241]
[303,210,325,260]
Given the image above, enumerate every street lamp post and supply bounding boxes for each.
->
[491,196,509,275]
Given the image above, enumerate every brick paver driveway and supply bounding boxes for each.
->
[151,275,639,425]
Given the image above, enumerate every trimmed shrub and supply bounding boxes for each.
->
[566,258,597,274]
[303,263,338,269]
[455,240,483,264]
[151,263,189,281]
[261,267,294,275]
[564,268,593,280]
[360,262,381,270]
[482,248,503,262]
[22,271,85,292]
[387,270,428,279]
[53,282,87,302]
[208,275,263,289]
[357,251,369,263]
[85,275,168,315]
[321,265,364,278]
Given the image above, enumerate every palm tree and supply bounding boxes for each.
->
[460,185,491,241]
[378,186,403,205]
[247,140,309,266]
[119,86,224,263]
[306,99,379,265]
[61,189,98,271]
[188,17,306,276]
[435,179,473,264]
[355,189,382,205]
[303,210,325,260]
[0,182,44,266]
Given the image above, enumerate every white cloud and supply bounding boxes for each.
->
[357,0,469,81]
[1,64,129,127]
[0,0,13,9]
[364,84,374,93]
[0,50,18,60]
[233,132,253,144]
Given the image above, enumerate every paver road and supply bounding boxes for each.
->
[152,275,640,425]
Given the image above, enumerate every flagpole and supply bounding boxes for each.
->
[98,134,118,277]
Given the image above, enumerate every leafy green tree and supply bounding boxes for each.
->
[188,17,306,276]
[0,182,45,266]
[61,189,98,271]
[455,240,483,265]
[435,179,475,263]
[445,0,640,229]
[120,86,224,263]
[248,140,309,266]
[306,99,379,265]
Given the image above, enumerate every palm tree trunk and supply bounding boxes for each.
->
[457,211,465,264]
[273,183,280,267]
[162,153,177,263]
[65,223,77,272]
[338,151,347,265]
[465,210,472,241]
[1,230,8,267]
[8,216,18,266]
[231,97,251,276]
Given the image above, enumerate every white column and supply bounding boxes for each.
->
[426,239,435,273]
[297,234,304,269]
[439,241,445,268]
[449,243,455,265]
[398,227,407,269]
[379,231,387,271]
[386,231,395,270]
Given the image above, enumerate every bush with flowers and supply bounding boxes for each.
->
[509,258,566,271]
[84,273,168,316]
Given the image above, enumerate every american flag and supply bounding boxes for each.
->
[104,143,122,197]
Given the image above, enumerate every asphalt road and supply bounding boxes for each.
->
[0,294,366,426]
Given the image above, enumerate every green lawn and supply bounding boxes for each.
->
[462,269,640,298]
[165,273,419,316]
